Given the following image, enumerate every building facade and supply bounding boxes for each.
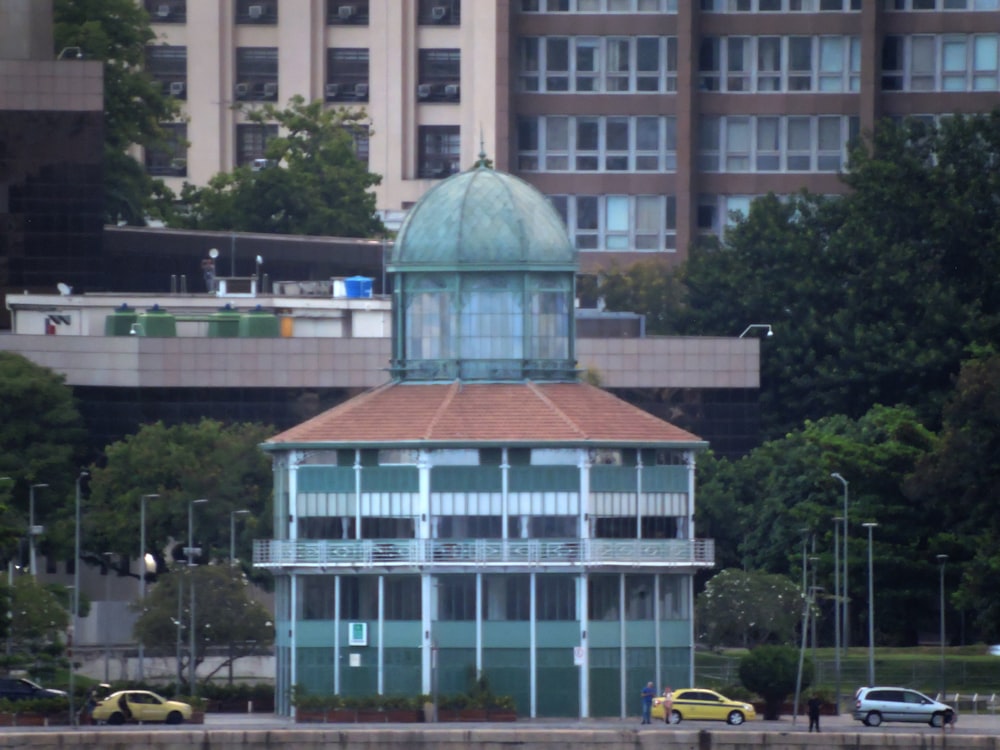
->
[254,162,713,718]
[141,0,1000,269]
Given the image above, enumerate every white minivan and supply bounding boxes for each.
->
[853,687,954,727]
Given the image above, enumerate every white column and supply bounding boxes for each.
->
[579,573,589,718]
[418,451,431,540]
[377,575,385,694]
[288,451,300,540]
[334,575,341,694]
[501,449,510,539]
[354,449,362,539]
[421,573,433,694]
[476,572,483,676]
[289,574,297,716]
[619,572,627,719]
[530,572,537,718]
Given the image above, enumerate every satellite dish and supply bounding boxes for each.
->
[209,248,219,259]
[56,282,72,296]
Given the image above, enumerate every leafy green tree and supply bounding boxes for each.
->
[695,569,802,649]
[133,565,273,688]
[83,419,274,574]
[54,0,181,225]
[739,645,810,720]
[907,350,1000,641]
[0,353,88,562]
[4,576,71,680]
[173,96,384,237]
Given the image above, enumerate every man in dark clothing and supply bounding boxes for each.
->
[807,694,822,732]
[640,682,655,724]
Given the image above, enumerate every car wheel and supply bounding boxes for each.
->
[864,712,883,727]
[166,710,184,725]
[108,711,125,726]
[930,713,944,728]
[668,710,682,725]
[727,710,745,725]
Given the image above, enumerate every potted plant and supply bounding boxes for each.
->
[294,693,340,723]
[356,693,386,723]
[487,694,517,722]
[437,692,470,722]
[383,694,419,722]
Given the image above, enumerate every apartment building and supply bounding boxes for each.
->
[140,0,1000,270]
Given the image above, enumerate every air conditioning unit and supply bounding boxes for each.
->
[170,158,187,172]
[251,158,273,171]
[338,4,355,19]
[417,83,433,99]
[444,83,460,99]
[431,5,449,21]
[263,81,278,98]
[354,82,369,99]
[248,4,264,19]
[157,4,172,18]
[169,80,186,96]
[235,82,250,97]
[325,82,342,98]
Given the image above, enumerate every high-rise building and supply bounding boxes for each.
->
[140,0,1000,271]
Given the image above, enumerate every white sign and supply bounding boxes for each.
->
[349,621,368,646]
[349,653,361,667]
[573,646,585,666]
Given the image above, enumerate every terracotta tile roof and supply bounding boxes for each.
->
[266,381,704,447]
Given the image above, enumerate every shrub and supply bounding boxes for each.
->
[738,645,810,720]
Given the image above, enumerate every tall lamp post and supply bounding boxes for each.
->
[862,521,878,687]
[70,469,89,727]
[138,493,159,681]
[230,509,250,565]
[833,516,843,714]
[188,498,208,695]
[937,554,948,699]
[831,473,849,652]
[28,483,48,579]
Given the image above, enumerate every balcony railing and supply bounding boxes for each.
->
[253,538,714,570]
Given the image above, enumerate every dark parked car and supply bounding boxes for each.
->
[0,677,67,702]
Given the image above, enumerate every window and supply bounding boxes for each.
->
[144,0,186,22]
[418,0,461,24]
[886,0,998,8]
[536,575,576,621]
[326,49,369,102]
[327,0,369,24]
[703,0,860,8]
[518,36,677,93]
[516,115,677,173]
[700,114,855,172]
[235,47,278,101]
[145,123,187,176]
[483,575,530,621]
[459,275,523,361]
[881,34,1000,91]
[235,0,277,23]
[384,577,421,620]
[347,124,370,165]
[417,125,460,178]
[700,35,858,92]
[520,0,677,9]
[418,49,461,102]
[236,123,278,166]
[438,575,476,620]
[554,194,677,251]
[145,45,187,99]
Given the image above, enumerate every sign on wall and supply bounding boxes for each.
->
[349,622,367,646]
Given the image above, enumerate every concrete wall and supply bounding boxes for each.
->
[5,727,998,750]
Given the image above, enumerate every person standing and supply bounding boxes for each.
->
[641,681,655,724]
[807,694,822,733]
[662,686,674,724]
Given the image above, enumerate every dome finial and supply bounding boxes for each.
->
[476,126,491,168]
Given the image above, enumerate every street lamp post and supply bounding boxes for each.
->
[937,554,948,699]
[230,509,250,565]
[70,469,89,727]
[862,521,878,687]
[138,493,159,682]
[28,483,48,579]
[833,516,843,714]
[188,498,208,695]
[102,552,113,682]
[831,473,849,652]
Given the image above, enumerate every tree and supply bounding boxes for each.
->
[907,350,1000,641]
[739,645,809,720]
[54,0,182,225]
[4,576,71,681]
[172,96,384,237]
[695,569,803,650]
[133,565,273,688]
[0,353,88,562]
[83,419,274,576]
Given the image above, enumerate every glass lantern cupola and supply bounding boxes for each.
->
[389,159,578,382]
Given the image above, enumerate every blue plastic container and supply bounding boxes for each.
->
[344,276,373,298]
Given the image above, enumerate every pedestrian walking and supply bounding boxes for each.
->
[661,686,673,724]
[640,681,655,724]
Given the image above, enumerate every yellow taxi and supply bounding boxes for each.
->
[652,688,757,725]
[91,689,193,725]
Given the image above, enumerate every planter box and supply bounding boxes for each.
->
[439,708,488,722]
[487,709,517,722]
[188,711,206,725]
[385,709,420,722]
[356,709,387,723]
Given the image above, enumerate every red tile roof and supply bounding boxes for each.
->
[266,381,703,447]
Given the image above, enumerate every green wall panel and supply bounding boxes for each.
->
[536,647,579,716]
[431,465,502,492]
[297,466,355,493]
[361,466,419,492]
[482,622,531,647]
[384,647,422,696]
[509,465,580,492]
[589,647,622,717]
[591,465,637,492]
[642,465,688,492]
[482,648,530,717]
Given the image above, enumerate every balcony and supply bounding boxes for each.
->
[253,537,714,571]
